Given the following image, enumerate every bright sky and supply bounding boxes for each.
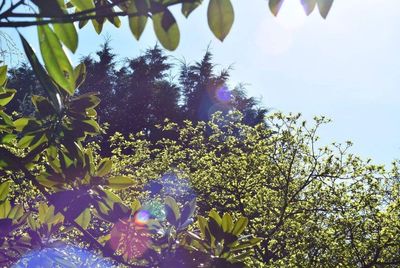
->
[7,0,400,166]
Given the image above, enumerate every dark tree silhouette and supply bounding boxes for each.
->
[6,44,267,145]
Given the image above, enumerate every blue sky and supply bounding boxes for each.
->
[6,0,400,166]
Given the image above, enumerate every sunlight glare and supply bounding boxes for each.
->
[276,1,306,31]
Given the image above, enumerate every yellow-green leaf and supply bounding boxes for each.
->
[75,208,91,229]
[106,176,135,190]
[13,118,29,132]
[207,0,234,41]
[182,1,202,18]
[301,0,317,15]
[152,10,180,51]
[0,89,16,106]
[97,158,112,177]
[38,24,75,94]
[129,15,148,40]
[317,0,334,18]
[0,65,7,85]
[53,22,78,53]
[0,181,11,202]
[269,0,285,16]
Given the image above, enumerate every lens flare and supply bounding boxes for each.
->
[215,86,232,104]
[13,244,115,268]
[109,219,150,261]
[142,200,166,221]
[134,210,150,225]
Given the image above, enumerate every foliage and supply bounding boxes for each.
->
[8,44,267,145]
[0,1,335,50]
[0,39,259,266]
[109,112,400,267]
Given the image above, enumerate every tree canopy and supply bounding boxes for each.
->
[7,43,267,145]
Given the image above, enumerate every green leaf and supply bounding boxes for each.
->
[13,118,29,132]
[38,24,75,94]
[20,34,63,113]
[232,217,248,236]
[317,0,334,18]
[129,15,148,40]
[269,0,285,16]
[207,0,234,41]
[0,65,7,85]
[106,176,135,190]
[75,208,91,229]
[0,89,16,106]
[209,209,222,225]
[53,23,78,53]
[152,10,180,51]
[8,205,24,220]
[165,196,180,225]
[96,159,112,177]
[0,181,11,202]
[73,63,86,89]
[301,0,317,15]
[221,213,233,232]
[182,1,202,18]
[180,198,196,226]
[0,200,11,218]
[197,215,208,236]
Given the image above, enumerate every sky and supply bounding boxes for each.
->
[4,0,400,166]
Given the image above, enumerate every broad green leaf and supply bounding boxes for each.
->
[180,198,196,226]
[20,34,63,113]
[0,181,11,202]
[75,208,91,229]
[129,15,148,40]
[38,24,75,94]
[106,176,135,190]
[182,1,202,18]
[0,200,11,218]
[17,135,35,148]
[197,215,208,236]
[209,209,222,224]
[0,65,7,85]
[269,0,285,16]
[152,10,180,51]
[73,63,86,88]
[8,205,24,220]
[13,118,29,132]
[53,23,78,53]
[165,196,180,222]
[232,217,248,236]
[221,213,233,232]
[38,202,48,223]
[0,89,16,106]
[97,158,112,177]
[301,0,317,15]
[207,0,234,41]
[92,19,104,34]
[317,0,334,18]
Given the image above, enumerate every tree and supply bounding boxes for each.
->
[179,51,267,125]
[0,0,339,266]
[109,112,400,267]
